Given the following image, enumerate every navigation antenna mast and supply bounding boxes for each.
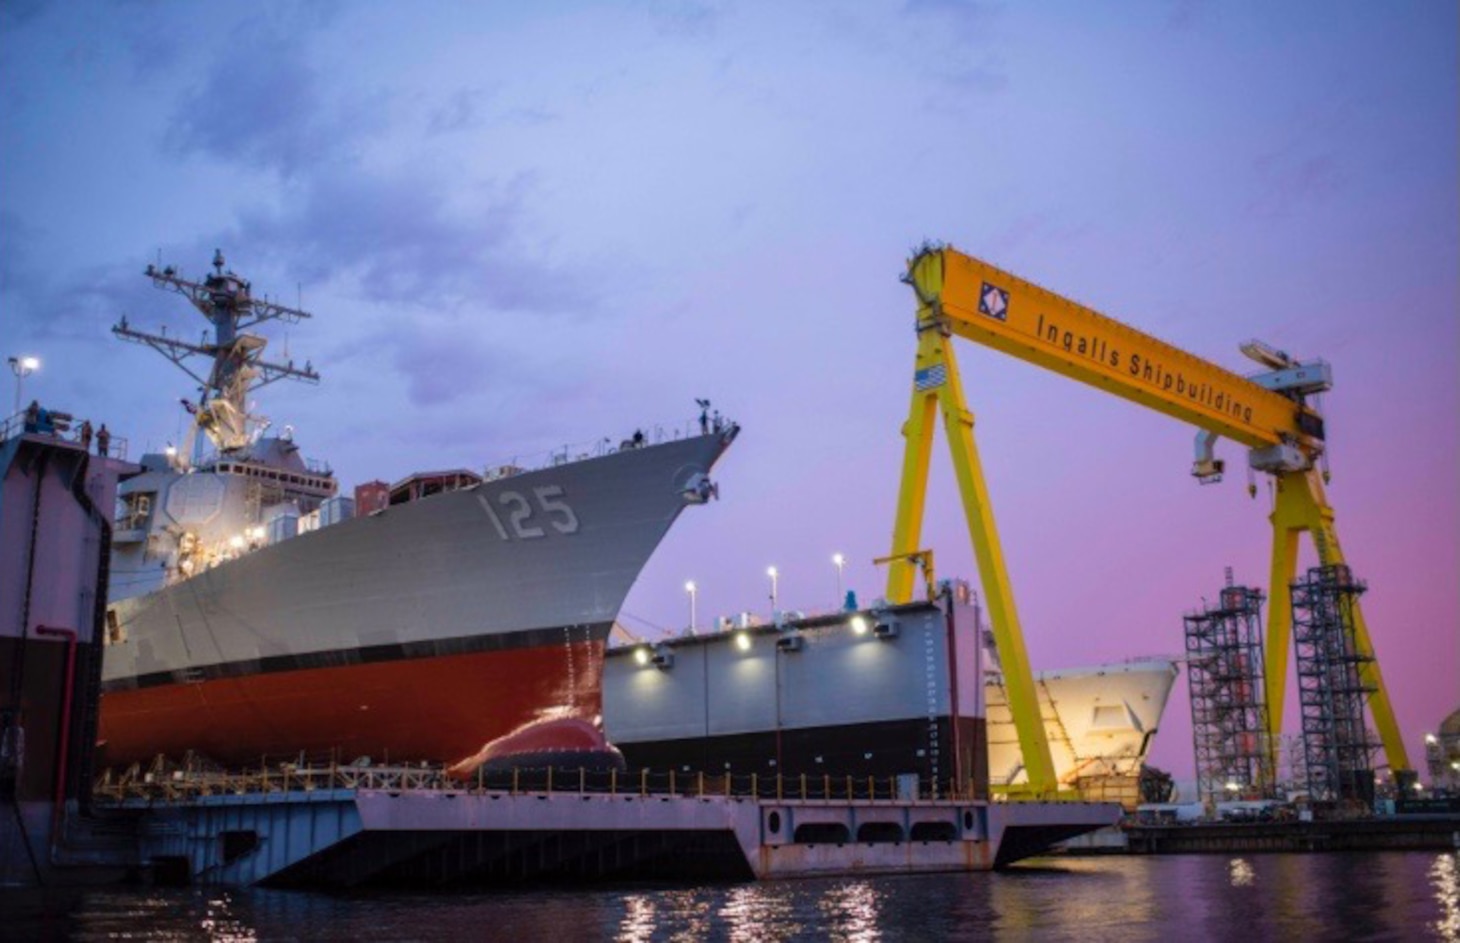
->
[113,249,320,454]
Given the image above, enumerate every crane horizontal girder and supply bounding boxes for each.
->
[916,249,1324,453]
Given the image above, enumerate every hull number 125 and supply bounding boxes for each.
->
[477,486,579,540]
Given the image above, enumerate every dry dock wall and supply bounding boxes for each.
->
[1,431,133,886]
[604,598,987,798]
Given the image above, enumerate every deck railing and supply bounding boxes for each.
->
[1,410,129,459]
[483,414,736,478]
[91,760,979,805]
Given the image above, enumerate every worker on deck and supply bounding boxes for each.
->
[78,418,93,450]
[96,423,111,457]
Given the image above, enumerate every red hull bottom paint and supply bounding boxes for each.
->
[96,639,605,770]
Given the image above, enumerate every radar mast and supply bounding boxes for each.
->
[113,250,320,453]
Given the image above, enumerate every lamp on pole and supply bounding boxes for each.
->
[684,580,697,634]
[767,566,778,615]
[832,553,845,608]
[8,355,39,417]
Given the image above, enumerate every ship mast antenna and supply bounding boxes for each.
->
[114,249,321,454]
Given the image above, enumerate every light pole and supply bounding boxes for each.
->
[8,355,39,417]
[767,566,779,615]
[685,580,697,634]
[832,553,845,608]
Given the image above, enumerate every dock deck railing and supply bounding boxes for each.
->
[92,760,980,805]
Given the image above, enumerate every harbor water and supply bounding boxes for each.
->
[4,851,1456,941]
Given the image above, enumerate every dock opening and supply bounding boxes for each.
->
[855,822,905,844]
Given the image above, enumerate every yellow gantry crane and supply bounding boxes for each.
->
[885,245,1411,800]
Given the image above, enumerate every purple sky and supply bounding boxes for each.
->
[3,2,1455,781]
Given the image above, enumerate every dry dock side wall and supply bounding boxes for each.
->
[604,599,987,798]
[0,432,131,886]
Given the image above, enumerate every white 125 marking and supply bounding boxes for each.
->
[477,485,579,540]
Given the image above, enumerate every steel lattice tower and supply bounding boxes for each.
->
[1291,564,1376,805]
[1184,570,1273,804]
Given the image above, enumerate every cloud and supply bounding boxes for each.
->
[0,209,166,341]
[649,0,722,39]
[230,166,588,317]
[0,210,39,297]
[124,25,185,81]
[0,0,46,31]
[902,0,1002,42]
[896,0,1009,98]
[937,61,1008,93]
[390,321,504,406]
[155,11,585,323]
[1165,0,1207,33]
[427,87,491,136]
[163,15,375,177]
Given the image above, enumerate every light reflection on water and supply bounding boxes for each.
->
[818,880,883,942]
[3,852,1453,942]
[719,882,802,941]
[617,894,656,943]
[1228,857,1256,887]
[1432,853,1459,942]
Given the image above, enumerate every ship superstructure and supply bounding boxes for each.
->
[110,251,333,599]
[100,252,736,773]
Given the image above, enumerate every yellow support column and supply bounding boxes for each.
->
[885,252,1058,798]
[1265,469,1412,774]
[886,362,939,602]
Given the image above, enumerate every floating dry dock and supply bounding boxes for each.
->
[113,771,1117,886]
[4,421,1118,888]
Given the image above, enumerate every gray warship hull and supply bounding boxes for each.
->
[99,430,735,769]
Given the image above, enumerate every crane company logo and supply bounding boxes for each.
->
[915,364,947,391]
[979,282,1008,321]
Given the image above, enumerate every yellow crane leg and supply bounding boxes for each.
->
[886,323,1058,799]
[886,369,938,603]
[1265,469,1412,775]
